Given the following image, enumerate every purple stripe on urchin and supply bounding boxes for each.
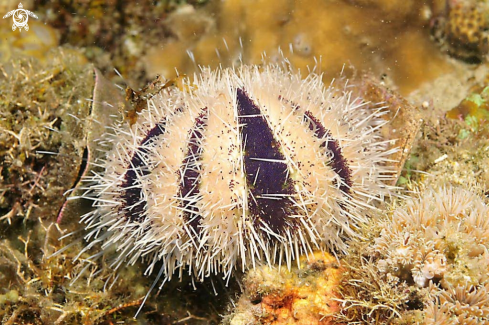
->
[177,107,209,235]
[278,94,353,195]
[237,88,298,234]
[120,121,167,222]
[303,110,353,195]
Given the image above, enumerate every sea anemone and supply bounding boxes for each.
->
[337,186,489,324]
[371,186,489,289]
[424,283,489,324]
[74,63,395,311]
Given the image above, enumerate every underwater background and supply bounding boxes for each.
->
[1,0,489,324]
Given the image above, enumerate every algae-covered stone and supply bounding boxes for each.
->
[0,47,94,224]
[223,252,343,325]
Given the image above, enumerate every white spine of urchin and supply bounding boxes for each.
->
[78,64,396,294]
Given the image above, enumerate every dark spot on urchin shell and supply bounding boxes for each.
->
[120,121,167,222]
[237,88,298,234]
[178,107,209,236]
[309,259,327,272]
[303,110,352,195]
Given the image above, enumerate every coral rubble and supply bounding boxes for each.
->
[223,252,343,325]
[431,1,489,63]
[405,88,489,189]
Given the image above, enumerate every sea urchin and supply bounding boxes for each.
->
[77,64,395,303]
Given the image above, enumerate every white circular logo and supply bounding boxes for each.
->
[3,3,38,32]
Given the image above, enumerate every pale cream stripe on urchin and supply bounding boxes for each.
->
[142,104,212,279]
[194,85,248,280]
[76,64,396,310]
[119,93,200,277]
[79,98,173,268]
